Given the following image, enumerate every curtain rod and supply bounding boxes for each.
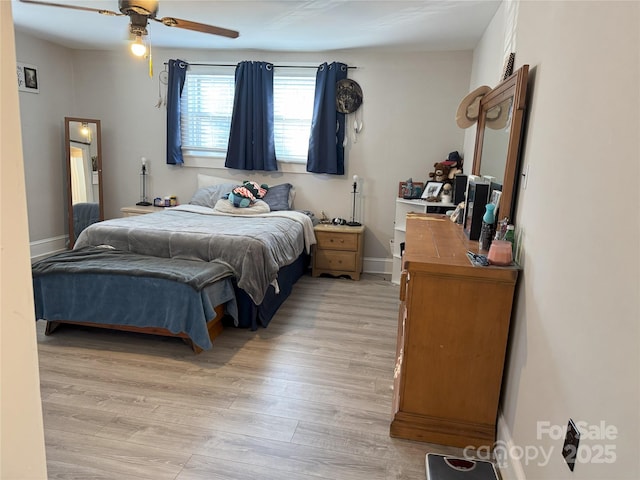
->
[163,62,357,69]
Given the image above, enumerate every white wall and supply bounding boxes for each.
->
[473,2,640,479]
[461,0,513,162]
[0,2,48,478]
[8,2,640,479]
[14,31,75,257]
[16,36,473,270]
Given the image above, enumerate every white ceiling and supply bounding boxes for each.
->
[11,0,501,53]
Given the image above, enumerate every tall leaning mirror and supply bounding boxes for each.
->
[472,64,529,222]
[65,117,103,248]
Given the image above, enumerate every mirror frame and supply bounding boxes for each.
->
[472,64,529,222]
[65,117,103,248]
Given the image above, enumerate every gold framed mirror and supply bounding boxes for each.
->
[64,117,103,248]
[472,64,529,222]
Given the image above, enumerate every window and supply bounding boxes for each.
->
[273,73,316,161]
[181,68,315,163]
[181,72,234,155]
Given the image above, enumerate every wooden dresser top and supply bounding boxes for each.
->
[403,213,518,282]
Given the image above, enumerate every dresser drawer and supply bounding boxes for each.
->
[314,250,357,271]
[315,231,359,251]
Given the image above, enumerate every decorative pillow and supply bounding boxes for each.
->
[197,173,236,190]
[263,183,294,211]
[213,198,271,215]
[228,181,270,208]
[189,183,236,209]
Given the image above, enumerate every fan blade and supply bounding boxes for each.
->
[19,0,122,16]
[153,16,239,39]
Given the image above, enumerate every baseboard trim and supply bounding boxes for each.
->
[363,257,392,276]
[496,411,527,480]
[30,235,67,262]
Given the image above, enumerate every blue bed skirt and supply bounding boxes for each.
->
[232,252,309,330]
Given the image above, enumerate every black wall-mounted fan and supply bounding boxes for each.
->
[19,0,239,40]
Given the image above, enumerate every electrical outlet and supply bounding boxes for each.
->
[562,418,581,471]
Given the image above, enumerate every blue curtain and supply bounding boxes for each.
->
[166,59,188,165]
[225,61,277,171]
[307,62,348,175]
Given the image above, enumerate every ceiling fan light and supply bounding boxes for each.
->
[131,36,147,57]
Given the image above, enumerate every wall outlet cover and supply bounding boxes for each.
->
[562,418,581,471]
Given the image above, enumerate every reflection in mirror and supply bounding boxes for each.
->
[472,65,528,222]
[479,97,514,183]
[65,117,103,248]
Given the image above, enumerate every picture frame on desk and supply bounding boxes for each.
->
[398,181,424,199]
[489,186,502,221]
[421,181,443,200]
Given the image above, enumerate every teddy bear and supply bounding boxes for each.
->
[428,162,452,183]
[428,153,464,185]
[227,180,269,208]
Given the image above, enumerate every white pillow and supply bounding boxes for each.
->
[213,198,271,215]
[197,173,237,189]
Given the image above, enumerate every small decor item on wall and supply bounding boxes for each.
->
[16,62,39,93]
[398,181,424,199]
[336,78,363,114]
[502,52,515,80]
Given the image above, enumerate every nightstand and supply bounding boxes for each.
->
[120,205,166,217]
[312,224,365,280]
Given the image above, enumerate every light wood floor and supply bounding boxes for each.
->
[37,273,465,479]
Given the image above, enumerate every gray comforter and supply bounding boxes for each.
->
[32,246,234,290]
[74,205,316,304]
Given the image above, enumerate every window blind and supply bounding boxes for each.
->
[181,71,315,162]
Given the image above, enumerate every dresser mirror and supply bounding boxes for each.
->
[472,64,529,222]
[65,117,103,248]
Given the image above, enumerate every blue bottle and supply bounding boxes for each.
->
[479,204,496,252]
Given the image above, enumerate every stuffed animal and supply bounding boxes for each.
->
[228,180,269,208]
[441,183,453,201]
[428,157,463,185]
[428,162,453,183]
[443,151,464,178]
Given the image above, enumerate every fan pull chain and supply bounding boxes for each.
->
[148,40,153,79]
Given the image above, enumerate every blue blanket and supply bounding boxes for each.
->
[32,248,237,350]
[73,202,100,239]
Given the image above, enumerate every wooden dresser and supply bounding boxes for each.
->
[312,224,365,280]
[390,214,518,448]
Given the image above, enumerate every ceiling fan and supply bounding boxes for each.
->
[19,0,239,56]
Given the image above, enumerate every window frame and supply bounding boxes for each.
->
[180,66,316,170]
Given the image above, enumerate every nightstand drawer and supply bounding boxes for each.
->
[315,231,359,251]
[314,250,357,271]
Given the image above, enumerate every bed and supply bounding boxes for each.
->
[33,180,316,350]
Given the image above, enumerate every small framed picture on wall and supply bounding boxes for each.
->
[17,62,39,93]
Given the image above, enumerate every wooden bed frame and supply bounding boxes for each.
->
[44,304,226,354]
